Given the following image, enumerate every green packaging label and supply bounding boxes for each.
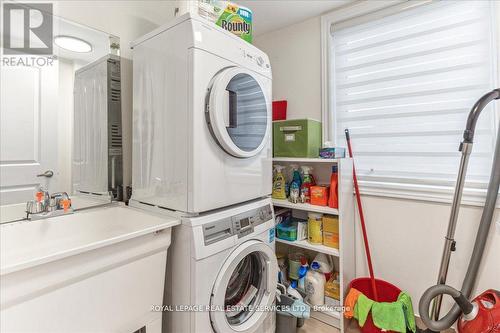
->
[216,4,252,43]
[198,1,253,43]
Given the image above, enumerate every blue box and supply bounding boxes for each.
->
[319,147,346,159]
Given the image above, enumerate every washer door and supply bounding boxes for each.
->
[210,240,277,333]
[206,67,270,158]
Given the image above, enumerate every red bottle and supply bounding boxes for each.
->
[328,165,338,209]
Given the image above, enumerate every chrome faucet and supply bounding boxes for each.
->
[26,188,73,220]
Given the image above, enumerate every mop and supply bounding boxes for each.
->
[344,129,416,333]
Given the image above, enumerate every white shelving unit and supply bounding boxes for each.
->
[272,198,339,215]
[275,238,340,257]
[273,157,339,164]
[272,157,355,332]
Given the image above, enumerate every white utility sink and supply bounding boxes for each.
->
[0,203,180,333]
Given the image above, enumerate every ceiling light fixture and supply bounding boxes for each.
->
[54,35,92,53]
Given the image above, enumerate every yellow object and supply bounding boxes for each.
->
[325,273,340,300]
[323,215,339,233]
[272,165,287,199]
[323,231,339,249]
[323,215,339,248]
[308,212,323,244]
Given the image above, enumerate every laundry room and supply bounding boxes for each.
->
[0,1,499,333]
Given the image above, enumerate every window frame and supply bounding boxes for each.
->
[320,0,500,206]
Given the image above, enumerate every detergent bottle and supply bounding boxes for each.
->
[297,257,309,290]
[289,165,302,204]
[299,166,315,203]
[307,212,323,245]
[272,165,287,200]
[305,262,326,306]
[287,280,303,300]
[313,253,334,281]
[328,165,339,209]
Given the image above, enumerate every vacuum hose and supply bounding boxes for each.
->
[419,89,500,332]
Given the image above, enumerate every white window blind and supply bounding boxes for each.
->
[329,1,498,203]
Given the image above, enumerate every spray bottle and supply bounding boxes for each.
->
[300,166,315,203]
[289,165,302,204]
[298,257,309,290]
[272,165,287,200]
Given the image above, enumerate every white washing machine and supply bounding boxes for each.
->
[130,13,272,214]
[164,198,278,333]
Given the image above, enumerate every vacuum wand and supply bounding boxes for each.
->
[420,89,500,331]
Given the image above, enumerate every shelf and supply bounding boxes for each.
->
[272,199,339,215]
[314,308,341,319]
[311,308,341,328]
[275,238,340,257]
[272,157,339,163]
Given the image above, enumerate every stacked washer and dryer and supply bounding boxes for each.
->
[131,13,278,333]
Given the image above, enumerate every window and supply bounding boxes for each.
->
[324,1,498,204]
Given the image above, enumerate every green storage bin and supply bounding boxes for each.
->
[273,119,322,157]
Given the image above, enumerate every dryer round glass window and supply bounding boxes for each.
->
[206,68,270,158]
[224,252,265,325]
[225,74,267,152]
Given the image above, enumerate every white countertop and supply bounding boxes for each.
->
[0,204,180,275]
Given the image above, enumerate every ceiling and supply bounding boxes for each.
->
[236,0,353,36]
[54,17,113,64]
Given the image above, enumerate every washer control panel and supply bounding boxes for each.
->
[203,204,273,244]
[232,204,273,238]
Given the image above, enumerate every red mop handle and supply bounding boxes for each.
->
[345,129,379,301]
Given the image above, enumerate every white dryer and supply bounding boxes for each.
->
[131,13,272,214]
[164,198,278,333]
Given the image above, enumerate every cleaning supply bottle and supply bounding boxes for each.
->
[328,165,339,209]
[287,280,303,300]
[307,212,323,244]
[289,165,302,204]
[272,165,287,199]
[297,257,309,290]
[305,262,326,306]
[299,166,315,203]
[313,253,334,281]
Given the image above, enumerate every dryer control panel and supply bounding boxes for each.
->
[241,48,271,71]
[203,204,273,245]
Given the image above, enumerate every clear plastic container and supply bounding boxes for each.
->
[288,253,305,280]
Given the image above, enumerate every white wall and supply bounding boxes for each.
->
[55,1,178,188]
[57,58,75,193]
[254,17,322,121]
[255,7,500,314]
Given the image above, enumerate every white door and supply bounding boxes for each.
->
[210,240,277,333]
[0,64,58,205]
[206,67,270,158]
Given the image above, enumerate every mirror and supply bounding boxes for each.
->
[0,5,122,223]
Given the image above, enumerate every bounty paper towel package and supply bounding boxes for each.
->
[196,0,253,43]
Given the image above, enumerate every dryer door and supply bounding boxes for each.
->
[206,67,270,158]
[210,240,277,333]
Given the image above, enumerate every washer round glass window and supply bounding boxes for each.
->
[224,252,265,325]
[224,73,267,152]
